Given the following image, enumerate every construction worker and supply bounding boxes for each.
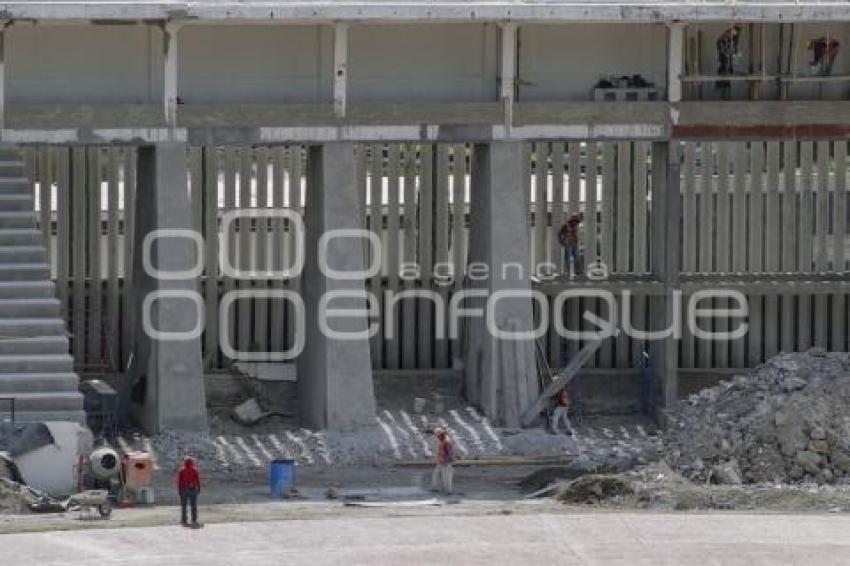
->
[432,427,457,495]
[716,25,742,98]
[550,387,574,436]
[177,456,202,528]
[558,212,584,277]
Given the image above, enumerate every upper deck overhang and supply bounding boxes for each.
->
[2,1,850,24]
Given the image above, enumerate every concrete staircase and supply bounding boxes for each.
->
[0,147,84,424]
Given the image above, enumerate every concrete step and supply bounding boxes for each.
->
[0,262,50,280]
[0,147,22,161]
[0,354,74,374]
[0,372,78,393]
[0,392,84,413]
[0,298,61,318]
[0,410,86,425]
[0,212,37,229]
[0,336,70,356]
[0,229,43,246]
[0,318,66,337]
[0,281,56,299]
[0,246,47,264]
[0,193,34,212]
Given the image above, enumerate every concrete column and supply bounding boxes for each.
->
[499,23,517,130]
[163,22,182,129]
[128,143,207,433]
[333,23,348,119]
[649,141,681,416]
[0,29,6,129]
[464,141,538,428]
[667,23,685,103]
[297,143,376,429]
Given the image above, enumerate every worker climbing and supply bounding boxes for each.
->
[558,211,584,278]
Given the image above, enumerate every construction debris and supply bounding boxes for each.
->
[664,351,850,485]
[553,474,635,504]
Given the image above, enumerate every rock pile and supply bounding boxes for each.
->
[664,351,850,484]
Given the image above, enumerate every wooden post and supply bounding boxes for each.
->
[500,23,517,130]
[163,22,182,129]
[667,23,685,103]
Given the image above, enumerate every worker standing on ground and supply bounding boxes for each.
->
[550,387,574,436]
[432,427,457,495]
[177,456,202,528]
[558,211,584,278]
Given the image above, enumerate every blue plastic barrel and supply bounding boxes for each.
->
[270,459,295,498]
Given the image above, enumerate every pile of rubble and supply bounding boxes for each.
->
[664,350,850,485]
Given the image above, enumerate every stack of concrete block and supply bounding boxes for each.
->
[0,146,83,424]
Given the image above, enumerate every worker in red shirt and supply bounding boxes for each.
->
[431,427,457,495]
[177,456,201,527]
[550,387,574,436]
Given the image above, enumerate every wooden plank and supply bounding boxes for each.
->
[547,144,565,365]
[121,148,136,368]
[203,147,220,368]
[253,147,269,354]
[615,143,630,367]
[452,143,467,289]
[835,142,848,273]
[584,142,598,265]
[401,145,417,369]
[417,144,434,370]
[56,149,70,323]
[699,142,713,273]
[715,144,730,368]
[680,143,696,368]
[71,148,86,365]
[237,149,253,356]
[37,147,51,270]
[813,141,829,349]
[434,144,450,369]
[763,142,780,359]
[369,144,385,369]
[221,147,237,365]
[833,142,847,352]
[747,143,764,367]
[269,147,285,356]
[549,142,565,276]
[633,141,648,273]
[106,147,120,370]
[386,144,401,370]
[797,142,814,351]
[598,142,615,367]
[565,142,581,361]
[532,142,547,270]
[86,148,102,366]
[682,142,697,273]
[289,146,305,356]
[748,142,764,273]
[781,141,797,353]
[615,142,631,274]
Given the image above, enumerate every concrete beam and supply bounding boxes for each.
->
[163,22,181,129]
[333,23,348,119]
[499,22,516,130]
[297,142,376,429]
[464,141,539,427]
[127,143,207,433]
[667,22,684,104]
[5,3,850,24]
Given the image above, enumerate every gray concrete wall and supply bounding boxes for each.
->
[178,25,333,104]
[6,24,163,104]
[348,23,499,103]
[517,23,668,101]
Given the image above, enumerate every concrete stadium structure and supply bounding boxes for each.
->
[0,1,848,432]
